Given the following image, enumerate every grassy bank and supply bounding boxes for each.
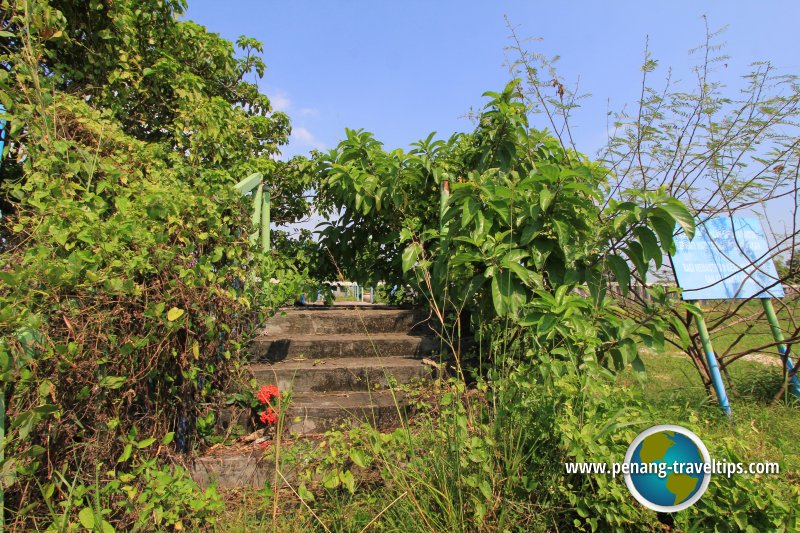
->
[208,343,800,532]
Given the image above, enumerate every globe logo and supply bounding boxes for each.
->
[623,425,711,512]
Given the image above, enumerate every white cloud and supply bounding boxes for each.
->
[299,107,320,118]
[261,87,326,155]
[268,90,291,112]
[291,126,326,150]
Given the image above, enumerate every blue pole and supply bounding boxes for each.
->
[761,299,800,398]
[692,302,731,415]
[370,287,374,304]
[0,103,6,163]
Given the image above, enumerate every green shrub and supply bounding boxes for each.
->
[0,1,310,527]
[684,446,800,531]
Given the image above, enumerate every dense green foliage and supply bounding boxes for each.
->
[776,251,800,284]
[313,129,458,289]
[0,1,797,530]
[260,354,800,531]
[0,0,310,528]
[504,24,800,396]
[317,81,697,372]
[300,80,800,531]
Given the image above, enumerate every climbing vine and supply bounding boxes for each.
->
[0,1,311,528]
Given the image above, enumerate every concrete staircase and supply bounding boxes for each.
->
[191,305,440,488]
[250,305,439,434]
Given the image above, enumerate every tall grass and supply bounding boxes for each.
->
[215,259,800,531]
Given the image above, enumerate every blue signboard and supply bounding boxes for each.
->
[671,217,784,300]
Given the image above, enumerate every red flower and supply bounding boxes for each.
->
[260,406,278,426]
[257,384,279,405]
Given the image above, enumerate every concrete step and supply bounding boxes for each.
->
[191,441,373,490]
[192,449,277,490]
[284,391,408,434]
[251,333,441,363]
[250,356,435,393]
[215,387,421,436]
[258,307,432,336]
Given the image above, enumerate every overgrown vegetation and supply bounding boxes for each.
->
[1,1,798,530]
[301,28,800,531]
[0,0,310,528]
[504,19,800,398]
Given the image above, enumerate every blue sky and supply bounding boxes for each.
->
[185,1,799,159]
[185,1,799,240]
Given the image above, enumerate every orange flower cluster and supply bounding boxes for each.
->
[257,384,280,426]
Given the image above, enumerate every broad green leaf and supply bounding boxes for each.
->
[461,198,478,228]
[659,199,695,240]
[2,457,16,488]
[681,302,704,318]
[585,267,606,307]
[152,302,166,317]
[537,314,557,335]
[488,198,510,225]
[623,242,647,281]
[519,223,539,246]
[167,307,184,322]
[491,276,507,316]
[349,449,369,468]
[539,188,554,211]
[99,376,127,389]
[649,214,677,254]
[79,508,95,529]
[474,209,488,240]
[491,273,525,317]
[554,284,569,305]
[606,255,631,295]
[339,470,356,493]
[136,437,156,449]
[667,315,691,349]
[507,262,537,287]
[33,404,59,416]
[633,226,662,269]
[322,470,340,489]
[401,243,422,273]
[479,479,493,500]
[118,443,133,463]
[553,220,570,247]
[298,483,315,502]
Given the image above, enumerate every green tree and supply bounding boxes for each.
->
[0,0,315,226]
[504,20,800,400]
[313,128,460,290]
[315,81,695,372]
[0,1,309,528]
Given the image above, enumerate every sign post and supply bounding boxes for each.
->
[760,299,800,398]
[692,307,731,415]
[0,103,6,165]
[670,217,787,415]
